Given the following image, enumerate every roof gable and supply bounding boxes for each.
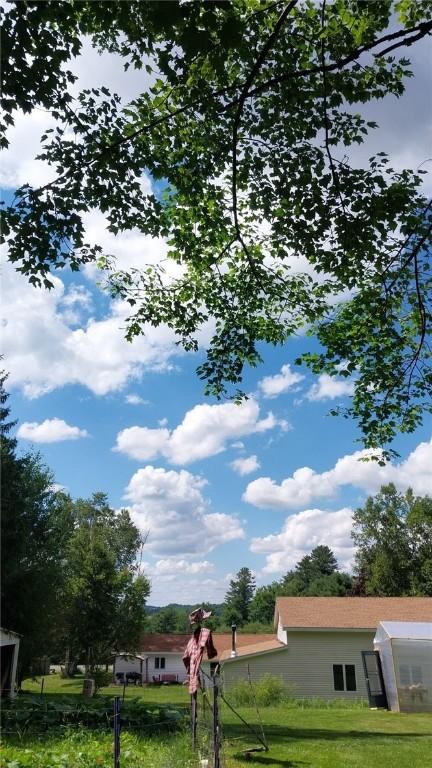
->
[275,597,432,630]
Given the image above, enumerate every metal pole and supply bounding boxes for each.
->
[122,680,126,703]
[213,673,220,768]
[191,691,197,749]
[113,696,121,768]
[231,624,237,657]
[40,677,45,697]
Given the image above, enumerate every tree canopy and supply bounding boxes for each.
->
[55,492,150,669]
[1,0,431,455]
[279,544,352,597]
[352,483,432,595]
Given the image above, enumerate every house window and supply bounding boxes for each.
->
[155,657,166,670]
[333,664,356,692]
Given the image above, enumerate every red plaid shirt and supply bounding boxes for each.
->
[183,628,217,693]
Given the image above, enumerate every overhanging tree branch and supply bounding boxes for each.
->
[239,19,432,103]
[25,15,431,201]
[319,0,349,258]
[231,1,298,273]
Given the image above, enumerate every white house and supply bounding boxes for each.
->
[0,628,21,697]
[114,633,277,684]
[221,597,432,701]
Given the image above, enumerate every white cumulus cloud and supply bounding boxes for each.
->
[250,507,354,573]
[230,455,261,476]
[115,426,170,461]
[115,398,284,465]
[145,559,215,578]
[244,440,432,509]
[17,418,89,443]
[306,374,355,401]
[258,364,304,398]
[125,394,150,406]
[141,557,228,605]
[124,465,244,556]
[1,262,182,398]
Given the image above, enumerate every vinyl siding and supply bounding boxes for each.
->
[222,630,375,699]
[115,652,189,682]
[146,653,188,682]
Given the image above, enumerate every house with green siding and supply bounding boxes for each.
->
[220,597,432,700]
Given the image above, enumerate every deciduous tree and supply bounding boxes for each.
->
[352,483,432,595]
[56,492,150,669]
[408,495,432,595]
[249,583,280,625]
[2,1,432,454]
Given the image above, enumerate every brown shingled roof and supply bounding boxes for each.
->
[140,633,276,659]
[275,597,432,630]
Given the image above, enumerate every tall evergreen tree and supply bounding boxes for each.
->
[223,567,256,627]
[0,373,62,672]
[280,545,352,596]
[296,545,338,581]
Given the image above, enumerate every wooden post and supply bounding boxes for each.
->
[40,677,45,697]
[213,672,220,768]
[191,691,198,749]
[113,696,121,768]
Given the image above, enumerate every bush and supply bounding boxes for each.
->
[91,670,113,692]
[227,674,294,707]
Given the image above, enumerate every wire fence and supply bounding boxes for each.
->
[2,667,270,768]
[0,698,189,737]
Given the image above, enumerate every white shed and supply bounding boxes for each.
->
[374,621,432,713]
[0,628,21,698]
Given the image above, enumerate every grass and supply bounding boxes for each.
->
[20,672,189,706]
[221,705,432,768]
[1,674,431,768]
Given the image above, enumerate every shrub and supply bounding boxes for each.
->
[91,670,113,692]
[226,674,294,707]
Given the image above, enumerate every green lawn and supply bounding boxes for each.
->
[222,706,432,768]
[20,672,189,705]
[2,674,431,768]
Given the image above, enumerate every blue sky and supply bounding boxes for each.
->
[2,35,431,606]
